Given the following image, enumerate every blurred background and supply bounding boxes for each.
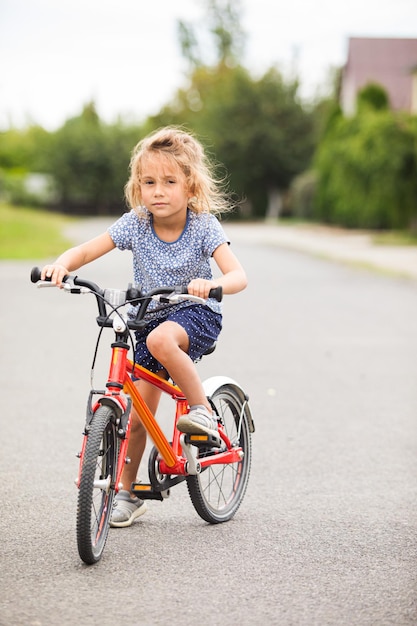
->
[1,0,417,251]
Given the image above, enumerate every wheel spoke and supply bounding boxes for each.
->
[77,407,119,564]
[186,385,252,523]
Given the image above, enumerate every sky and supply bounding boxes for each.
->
[1,0,416,131]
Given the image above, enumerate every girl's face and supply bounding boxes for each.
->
[139,154,191,224]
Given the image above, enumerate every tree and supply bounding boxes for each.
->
[314,104,417,229]
[357,82,390,113]
[48,103,141,214]
[0,0,316,218]
[0,125,50,172]
[151,64,315,217]
[178,0,245,69]
[169,0,316,217]
[0,125,53,206]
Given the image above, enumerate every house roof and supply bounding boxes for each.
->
[341,37,417,113]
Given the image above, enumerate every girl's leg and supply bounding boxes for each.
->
[118,378,162,491]
[111,378,163,527]
[146,322,219,438]
[146,320,210,412]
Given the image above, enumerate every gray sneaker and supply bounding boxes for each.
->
[110,490,147,528]
[177,406,219,438]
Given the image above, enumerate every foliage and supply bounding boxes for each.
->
[0,125,53,205]
[47,103,141,215]
[151,64,315,216]
[357,83,390,113]
[0,170,57,207]
[0,125,50,171]
[168,0,315,216]
[178,0,245,69]
[314,106,417,229]
[0,104,144,215]
[2,1,416,230]
[0,69,316,217]
[0,0,316,219]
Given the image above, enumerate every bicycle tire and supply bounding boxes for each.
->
[76,405,119,564]
[186,383,252,523]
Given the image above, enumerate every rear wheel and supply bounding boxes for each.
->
[186,384,252,523]
[76,406,119,564]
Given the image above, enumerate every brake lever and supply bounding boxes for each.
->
[152,293,206,305]
[62,280,91,294]
[36,281,59,289]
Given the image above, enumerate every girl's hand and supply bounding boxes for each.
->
[41,264,69,287]
[187,278,218,300]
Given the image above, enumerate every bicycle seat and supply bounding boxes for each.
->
[203,342,216,356]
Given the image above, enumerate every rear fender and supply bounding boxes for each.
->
[203,376,255,434]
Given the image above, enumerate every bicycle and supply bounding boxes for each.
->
[30,267,254,565]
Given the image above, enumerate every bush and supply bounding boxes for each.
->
[357,83,390,113]
[0,169,58,207]
[314,109,417,230]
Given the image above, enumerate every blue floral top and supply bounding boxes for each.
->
[108,208,229,319]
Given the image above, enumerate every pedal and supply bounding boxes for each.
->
[130,483,165,501]
[184,432,222,449]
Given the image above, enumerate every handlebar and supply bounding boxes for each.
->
[30,267,222,331]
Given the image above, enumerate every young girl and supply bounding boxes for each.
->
[41,127,247,527]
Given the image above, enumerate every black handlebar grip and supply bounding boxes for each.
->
[181,284,223,302]
[30,267,43,283]
[209,286,223,302]
[30,266,69,283]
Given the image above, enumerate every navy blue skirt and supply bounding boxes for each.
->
[133,304,222,376]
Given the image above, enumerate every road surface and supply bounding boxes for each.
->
[0,221,416,625]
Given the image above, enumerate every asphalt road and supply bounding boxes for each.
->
[1,222,416,626]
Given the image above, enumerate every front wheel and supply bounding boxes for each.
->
[76,406,119,564]
[186,383,252,523]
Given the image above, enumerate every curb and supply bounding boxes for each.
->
[224,222,417,281]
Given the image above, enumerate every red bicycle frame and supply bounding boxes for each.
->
[76,338,244,492]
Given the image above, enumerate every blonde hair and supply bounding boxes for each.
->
[124,127,232,216]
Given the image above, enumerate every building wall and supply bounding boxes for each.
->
[341,37,417,115]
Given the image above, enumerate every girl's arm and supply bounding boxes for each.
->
[188,242,247,298]
[41,232,116,286]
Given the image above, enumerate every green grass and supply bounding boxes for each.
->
[371,230,417,246]
[0,203,74,259]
